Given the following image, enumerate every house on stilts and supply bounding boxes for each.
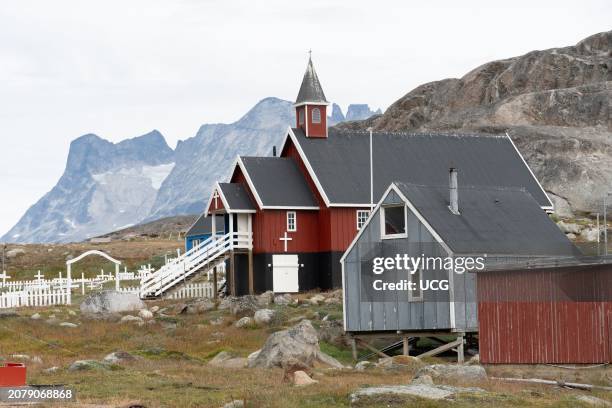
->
[140,56,558,303]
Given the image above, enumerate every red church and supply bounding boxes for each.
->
[198,57,554,297]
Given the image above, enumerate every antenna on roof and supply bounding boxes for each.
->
[368,127,374,211]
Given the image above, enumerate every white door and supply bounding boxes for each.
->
[272,254,299,293]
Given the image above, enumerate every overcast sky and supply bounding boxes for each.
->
[0,0,609,236]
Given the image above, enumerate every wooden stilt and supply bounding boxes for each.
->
[229,251,235,296]
[213,266,218,300]
[351,338,358,360]
[402,336,410,356]
[457,333,465,364]
[248,250,254,295]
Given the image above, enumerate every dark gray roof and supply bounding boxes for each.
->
[186,214,224,237]
[394,182,579,256]
[240,157,319,207]
[218,183,255,211]
[291,128,552,208]
[295,57,327,104]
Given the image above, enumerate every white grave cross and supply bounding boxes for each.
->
[279,231,293,252]
[0,271,10,286]
[35,270,44,282]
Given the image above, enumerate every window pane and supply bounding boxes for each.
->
[411,269,422,300]
[384,206,405,235]
[312,108,321,123]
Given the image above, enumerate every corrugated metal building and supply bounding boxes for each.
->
[477,258,612,364]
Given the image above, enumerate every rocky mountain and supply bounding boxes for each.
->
[4,98,379,243]
[2,131,175,243]
[345,104,382,121]
[147,97,295,219]
[336,31,611,217]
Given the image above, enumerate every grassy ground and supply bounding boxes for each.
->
[0,295,610,408]
[1,240,183,280]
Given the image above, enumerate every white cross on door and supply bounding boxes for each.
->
[279,231,293,252]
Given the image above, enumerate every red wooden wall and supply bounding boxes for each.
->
[478,265,612,364]
[282,138,368,253]
[252,210,319,254]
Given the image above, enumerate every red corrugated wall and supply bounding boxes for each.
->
[478,265,612,364]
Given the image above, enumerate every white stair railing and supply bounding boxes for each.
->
[139,231,251,298]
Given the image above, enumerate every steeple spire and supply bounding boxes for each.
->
[294,53,329,138]
[295,53,328,105]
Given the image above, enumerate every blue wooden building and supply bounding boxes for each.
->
[185,214,225,251]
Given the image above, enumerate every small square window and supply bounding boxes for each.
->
[287,211,297,232]
[381,205,407,239]
[356,210,370,230]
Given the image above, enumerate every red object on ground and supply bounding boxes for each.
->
[0,363,27,386]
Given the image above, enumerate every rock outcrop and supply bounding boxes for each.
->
[80,291,145,316]
[335,31,612,215]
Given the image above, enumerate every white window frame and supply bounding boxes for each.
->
[298,109,305,125]
[380,205,408,239]
[312,107,321,124]
[408,268,424,302]
[287,211,297,232]
[356,210,370,230]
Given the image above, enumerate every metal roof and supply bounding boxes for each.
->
[186,214,224,237]
[218,183,256,211]
[240,157,319,208]
[393,182,578,256]
[295,57,328,104]
[291,127,553,208]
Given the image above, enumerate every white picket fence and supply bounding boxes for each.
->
[118,281,224,300]
[0,287,70,308]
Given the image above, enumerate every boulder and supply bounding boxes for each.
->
[103,351,135,364]
[253,309,275,325]
[6,248,25,258]
[411,374,434,385]
[315,351,344,369]
[288,315,307,324]
[581,227,600,242]
[308,294,326,305]
[355,361,375,371]
[229,296,259,316]
[30,313,41,320]
[120,315,144,325]
[376,355,425,372]
[248,320,319,369]
[68,310,77,316]
[257,291,274,307]
[43,366,60,374]
[414,364,487,381]
[68,360,111,371]
[150,306,160,313]
[208,351,233,366]
[80,291,145,315]
[247,349,261,366]
[575,395,612,407]
[138,309,154,320]
[557,221,581,234]
[222,401,244,408]
[177,298,216,314]
[292,370,318,386]
[217,296,234,310]
[59,322,78,328]
[274,294,294,305]
[235,316,253,328]
[349,384,485,404]
[209,316,224,326]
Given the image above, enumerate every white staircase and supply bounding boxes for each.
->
[140,231,251,299]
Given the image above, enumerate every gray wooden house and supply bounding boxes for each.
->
[341,172,579,356]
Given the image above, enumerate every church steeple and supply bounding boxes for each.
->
[294,54,329,138]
